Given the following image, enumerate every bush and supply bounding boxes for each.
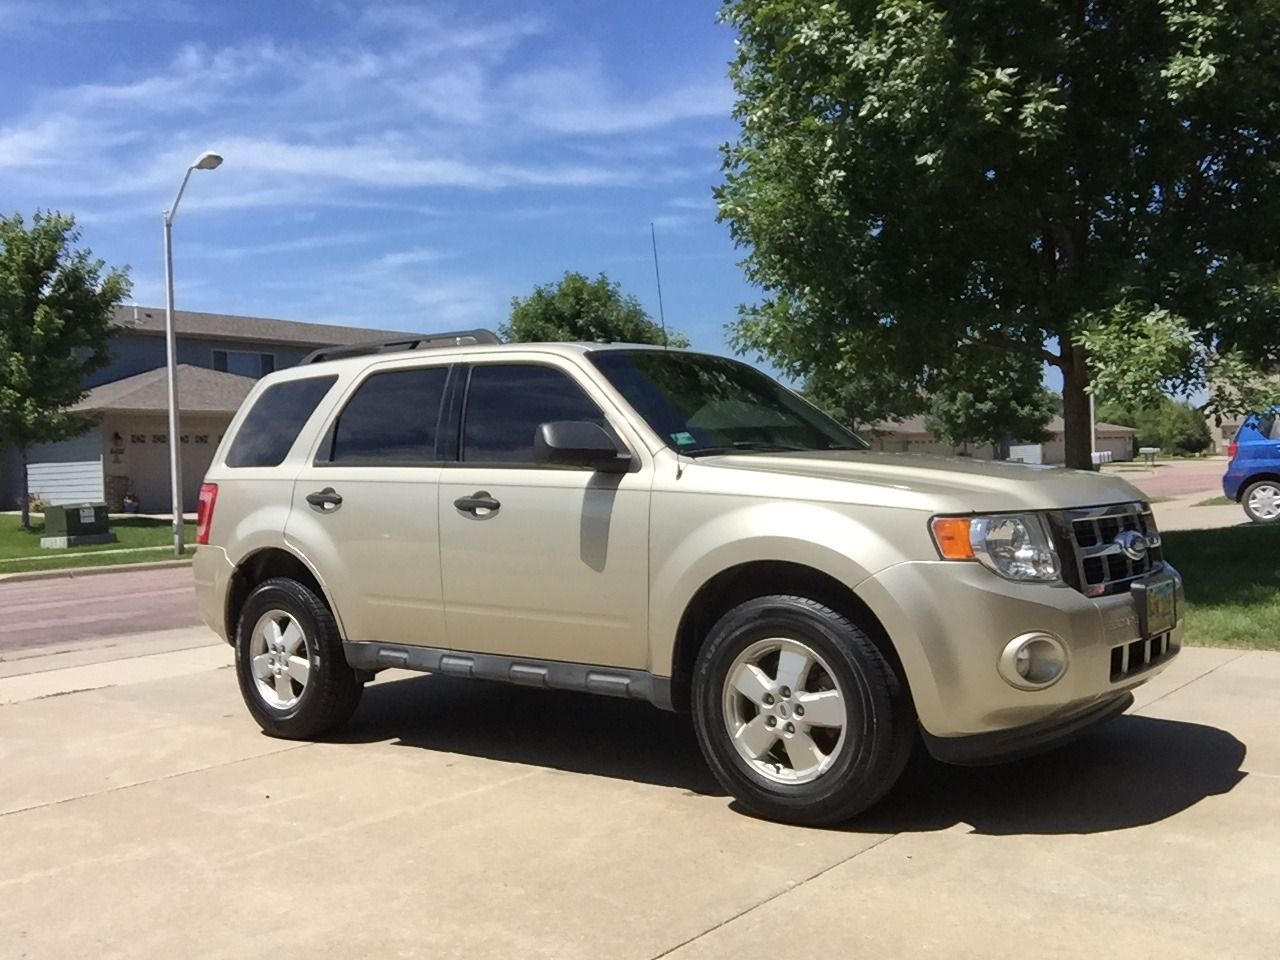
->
[1097,397,1211,455]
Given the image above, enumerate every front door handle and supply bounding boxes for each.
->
[306,487,343,511]
[454,491,500,515]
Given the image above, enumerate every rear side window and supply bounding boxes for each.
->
[463,364,606,463]
[323,367,449,464]
[225,376,337,468]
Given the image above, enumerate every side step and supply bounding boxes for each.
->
[343,642,674,710]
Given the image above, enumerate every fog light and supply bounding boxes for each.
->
[999,633,1068,690]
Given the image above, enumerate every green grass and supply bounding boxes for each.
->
[1193,495,1234,507]
[1162,526,1280,651]
[0,515,196,573]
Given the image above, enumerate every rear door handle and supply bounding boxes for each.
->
[306,487,343,511]
[454,491,500,515]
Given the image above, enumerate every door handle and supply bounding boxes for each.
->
[454,491,500,515]
[306,487,343,511]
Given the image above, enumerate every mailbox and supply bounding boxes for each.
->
[40,503,117,549]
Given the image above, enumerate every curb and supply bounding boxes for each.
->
[0,558,194,585]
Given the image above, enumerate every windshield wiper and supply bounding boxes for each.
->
[681,441,812,456]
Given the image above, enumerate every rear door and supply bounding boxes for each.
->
[285,361,453,647]
[437,357,651,669]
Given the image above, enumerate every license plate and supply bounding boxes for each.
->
[1134,575,1178,638]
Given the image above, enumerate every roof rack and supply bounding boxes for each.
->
[301,328,502,365]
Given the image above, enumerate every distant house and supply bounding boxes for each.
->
[0,306,416,513]
[863,415,1136,464]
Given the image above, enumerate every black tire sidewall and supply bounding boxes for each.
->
[1242,481,1280,524]
[692,596,909,824]
[234,577,356,738]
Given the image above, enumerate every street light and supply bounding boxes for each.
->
[162,150,222,557]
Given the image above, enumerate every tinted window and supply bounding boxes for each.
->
[226,376,337,468]
[589,351,865,455]
[327,367,449,464]
[463,364,605,463]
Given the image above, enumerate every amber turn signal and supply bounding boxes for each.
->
[930,516,975,560]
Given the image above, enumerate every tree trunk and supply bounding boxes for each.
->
[1060,345,1095,471]
[18,445,30,530]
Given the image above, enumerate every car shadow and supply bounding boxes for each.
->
[329,674,1247,835]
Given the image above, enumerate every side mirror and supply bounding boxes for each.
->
[534,421,632,472]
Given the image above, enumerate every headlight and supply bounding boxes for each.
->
[930,513,1061,583]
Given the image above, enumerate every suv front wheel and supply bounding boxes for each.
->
[692,595,913,826]
[234,577,363,739]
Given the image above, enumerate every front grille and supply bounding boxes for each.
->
[1054,502,1164,597]
[1110,631,1178,682]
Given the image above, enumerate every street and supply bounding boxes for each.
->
[0,566,200,654]
[0,568,1277,958]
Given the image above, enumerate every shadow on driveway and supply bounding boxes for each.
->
[331,674,1247,835]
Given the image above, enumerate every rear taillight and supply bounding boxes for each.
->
[196,483,218,545]
[1228,442,1238,460]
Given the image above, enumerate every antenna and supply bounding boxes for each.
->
[650,222,669,348]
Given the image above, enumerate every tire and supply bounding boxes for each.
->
[691,595,914,826]
[234,577,363,739]
[1241,480,1280,524]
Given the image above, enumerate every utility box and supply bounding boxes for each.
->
[40,503,117,549]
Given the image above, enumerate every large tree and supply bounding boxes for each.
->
[0,212,130,529]
[718,0,1280,469]
[503,271,688,347]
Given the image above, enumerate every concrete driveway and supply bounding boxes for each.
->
[1,630,1276,959]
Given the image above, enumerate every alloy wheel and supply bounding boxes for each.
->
[721,637,849,784]
[249,609,311,709]
[1247,483,1280,520]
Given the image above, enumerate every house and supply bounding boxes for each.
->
[863,415,1136,464]
[0,306,416,513]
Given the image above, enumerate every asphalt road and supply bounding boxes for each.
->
[0,566,201,654]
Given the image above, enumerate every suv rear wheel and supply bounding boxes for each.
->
[691,595,913,826]
[234,577,363,739]
[1242,480,1280,523]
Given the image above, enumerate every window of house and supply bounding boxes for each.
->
[213,349,276,377]
[322,367,450,464]
[225,376,337,468]
[462,364,608,464]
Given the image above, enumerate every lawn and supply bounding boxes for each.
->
[1162,525,1280,651]
[1194,495,1234,507]
[0,515,195,573]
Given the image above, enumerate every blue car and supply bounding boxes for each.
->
[1223,406,1280,523]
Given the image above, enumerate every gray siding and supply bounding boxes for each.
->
[92,332,314,387]
[26,428,104,505]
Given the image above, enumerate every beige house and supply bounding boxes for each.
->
[862,415,1136,464]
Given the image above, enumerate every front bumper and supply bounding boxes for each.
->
[854,560,1182,753]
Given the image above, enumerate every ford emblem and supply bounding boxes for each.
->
[1115,530,1149,562]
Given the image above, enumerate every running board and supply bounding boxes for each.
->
[343,642,674,711]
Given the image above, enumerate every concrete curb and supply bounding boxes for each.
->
[0,558,193,585]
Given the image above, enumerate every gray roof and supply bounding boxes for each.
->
[73,365,255,415]
[867,415,1136,437]
[114,305,419,348]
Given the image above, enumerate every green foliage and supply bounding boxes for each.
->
[503,271,688,347]
[0,211,130,527]
[925,357,1057,450]
[1097,396,1211,455]
[718,0,1280,469]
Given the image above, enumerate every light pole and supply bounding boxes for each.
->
[162,150,222,557]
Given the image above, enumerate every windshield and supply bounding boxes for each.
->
[588,350,867,456]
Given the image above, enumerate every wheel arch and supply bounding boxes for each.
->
[666,559,908,713]
[227,547,344,642]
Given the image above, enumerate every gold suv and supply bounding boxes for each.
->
[193,330,1182,825]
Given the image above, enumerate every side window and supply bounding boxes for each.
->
[226,376,337,468]
[324,367,449,464]
[463,364,607,464]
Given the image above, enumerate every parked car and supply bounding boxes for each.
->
[192,331,1182,825]
[1223,406,1280,524]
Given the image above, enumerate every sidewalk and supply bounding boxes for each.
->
[1151,490,1247,532]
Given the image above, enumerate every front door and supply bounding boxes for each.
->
[438,359,650,669]
[285,362,451,647]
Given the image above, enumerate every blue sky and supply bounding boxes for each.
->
[0,0,754,354]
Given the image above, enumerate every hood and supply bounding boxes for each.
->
[693,449,1147,513]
